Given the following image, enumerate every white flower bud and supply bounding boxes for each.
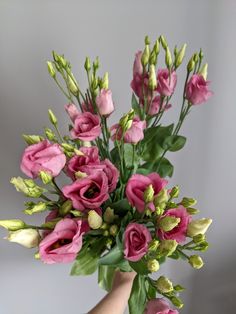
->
[187,218,212,237]
[7,229,40,248]
[88,210,103,229]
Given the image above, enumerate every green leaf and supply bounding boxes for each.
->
[108,199,131,214]
[132,93,141,116]
[124,144,138,168]
[129,258,150,275]
[110,146,120,166]
[136,168,151,175]
[146,279,157,299]
[98,265,116,292]
[70,247,98,276]
[128,274,147,314]
[158,157,174,178]
[162,135,186,152]
[99,245,123,266]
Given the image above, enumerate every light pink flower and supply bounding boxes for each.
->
[20,140,66,178]
[70,112,101,141]
[186,74,213,105]
[62,172,109,210]
[157,69,177,96]
[126,173,168,213]
[39,218,87,264]
[65,103,79,122]
[158,206,191,243]
[145,298,179,314]
[124,223,152,262]
[100,159,119,192]
[133,50,143,77]
[96,89,114,116]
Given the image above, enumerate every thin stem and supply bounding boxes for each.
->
[53,77,72,101]
[26,225,51,230]
[54,124,64,142]
[40,195,52,202]
[51,178,62,195]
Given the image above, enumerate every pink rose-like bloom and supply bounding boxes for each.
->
[62,172,109,210]
[157,69,177,96]
[111,117,146,144]
[145,298,179,314]
[39,218,87,264]
[65,103,79,122]
[186,74,213,105]
[124,223,152,262]
[126,173,168,213]
[100,159,119,193]
[133,50,143,77]
[158,206,191,243]
[70,112,101,141]
[131,72,150,101]
[96,89,115,116]
[147,96,172,116]
[20,140,66,178]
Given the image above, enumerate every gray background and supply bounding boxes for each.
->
[0,0,235,313]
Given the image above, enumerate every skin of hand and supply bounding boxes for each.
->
[88,270,136,314]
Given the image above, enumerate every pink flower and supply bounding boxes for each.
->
[39,218,87,264]
[186,74,213,105]
[131,72,150,100]
[157,69,177,96]
[111,117,146,144]
[20,140,66,178]
[147,96,172,116]
[124,223,152,262]
[133,50,143,77]
[66,146,100,180]
[100,159,119,192]
[70,112,101,141]
[145,298,179,314]
[158,206,191,243]
[62,172,109,210]
[81,101,95,113]
[65,103,79,122]
[96,89,115,116]
[126,173,168,213]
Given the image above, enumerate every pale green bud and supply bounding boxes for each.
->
[149,50,157,65]
[44,128,57,141]
[154,189,169,207]
[199,49,204,60]
[169,186,179,198]
[148,239,160,251]
[75,171,87,179]
[145,35,150,45]
[186,207,199,215]
[187,218,212,237]
[10,177,46,198]
[102,72,109,89]
[103,230,109,237]
[181,197,197,207]
[175,44,187,68]
[24,202,47,215]
[159,35,168,50]
[52,51,59,62]
[144,184,155,203]
[109,224,118,236]
[193,53,199,63]
[48,109,57,125]
[174,45,178,57]
[158,239,178,257]
[196,241,209,252]
[159,216,180,232]
[141,45,150,67]
[156,276,173,293]
[167,201,178,209]
[101,222,109,230]
[88,210,103,229]
[82,141,91,147]
[61,143,75,152]
[147,259,160,273]
[165,47,172,68]
[199,63,208,80]
[39,171,52,185]
[34,252,40,259]
[59,200,73,216]
[153,39,160,55]
[70,210,83,217]
[0,219,26,231]
[68,76,79,96]
[155,205,165,216]
[7,229,40,248]
[41,218,61,229]
[187,57,195,72]
[189,255,204,269]
[93,57,99,71]
[170,296,184,309]
[104,207,117,224]
[106,238,113,248]
[84,57,91,72]
[193,233,206,244]
[47,61,56,78]
[120,109,134,132]
[22,134,44,145]
[148,65,157,90]
[174,284,185,292]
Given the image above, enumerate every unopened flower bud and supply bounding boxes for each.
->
[159,35,168,50]
[41,218,61,229]
[159,216,180,232]
[103,230,109,237]
[106,238,113,248]
[48,109,57,125]
[156,276,173,293]
[52,51,59,62]
[145,35,150,45]
[148,65,157,90]
[174,284,185,292]
[104,207,117,223]
[154,189,169,206]
[84,57,91,72]
[199,63,208,80]
[187,218,212,237]
[186,207,199,215]
[120,109,134,132]
[39,171,52,185]
[147,259,160,273]
[174,45,178,57]
[7,229,40,248]
[187,57,195,72]
[101,222,109,230]
[199,49,204,60]
[10,177,45,198]
[175,43,187,68]
[93,57,99,71]
[141,45,150,67]
[169,186,179,199]
[68,76,79,96]
[155,205,165,216]
[24,202,47,215]
[109,225,118,236]
[61,143,75,152]
[22,134,44,145]
[153,39,160,55]
[148,239,160,251]
[196,241,209,252]
[75,171,87,179]
[44,128,57,141]
[70,210,83,217]
[158,239,178,257]
[181,197,197,208]
[88,210,103,230]
[47,61,56,78]
[149,50,157,65]
[193,53,199,63]
[193,233,206,244]
[170,296,184,309]
[0,219,26,231]
[34,252,40,259]
[144,184,155,203]
[102,72,109,89]
[59,200,73,216]
[165,47,172,68]
[189,255,204,269]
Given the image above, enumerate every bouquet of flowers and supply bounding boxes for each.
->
[0,35,213,314]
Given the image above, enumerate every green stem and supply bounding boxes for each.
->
[53,77,72,101]
[40,195,52,202]
[54,124,63,142]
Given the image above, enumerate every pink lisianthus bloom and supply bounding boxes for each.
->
[70,112,101,141]
[100,159,119,193]
[62,172,109,210]
[111,117,146,144]
[145,298,179,314]
[81,101,95,114]
[158,206,191,243]
[20,139,66,178]
[64,103,80,122]
[133,50,143,77]
[131,73,150,101]
[124,223,152,262]
[126,173,168,213]
[39,218,88,264]
[157,69,177,96]
[186,74,213,105]
[147,95,172,116]
[96,89,115,116]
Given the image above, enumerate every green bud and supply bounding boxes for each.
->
[186,207,199,215]
[189,255,204,269]
[169,186,179,199]
[165,47,172,68]
[84,57,91,72]
[68,75,79,96]
[102,72,109,90]
[41,218,61,229]
[44,128,57,141]
[149,50,157,65]
[48,109,57,125]
[158,239,178,257]
[147,259,160,273]
[0,219,26,231]
[199,48,204,60]
[70,210,83,217]
[22,134,44,145]
[159,216,180,232]
[181,197,197,207]
[10,177,46,198]
[144,184,155,203]
[88,210,103,229]
[174,284,185,292]
[104,207,117,224]
[153,39,160,55]
[174,45,178,57]
[101,222,109,230]
[120,109,134,132]
[159,35,168,50]
[156,276,173,293]
[75,171,87,179]
[109,225,118,236]
[187,218,212,237]
[7,229,40,248]
[193,52,199,63]
[148,239,160,251]
[187,57,195,72]
[154,189,169,207]
[103,230,109,237]
[52,51,60,62]
[39,171,52,185]
[175,43,187,68]
[93,57,99,72]
[195,241,209,252]
[47,61,56,78]
[35,252,40,259]
[24,202,47,215]
[61,143,75,152]
[170,296,184,309]
[199,63,208,80]
[166,201,178,209]
[106,238,113,248]
[59,200,73,216]
[145,35,150,45]
[148,65,157,90]
[141,45,150,67]
[193,233,206,244]
[155,205,165,216]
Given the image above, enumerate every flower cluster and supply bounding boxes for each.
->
[0,35,213,314]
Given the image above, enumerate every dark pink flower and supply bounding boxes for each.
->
[96,89,114,116]
[100,159,119,192]
[157,69,177,96]
[186,74,213,105]
[124,223,152,262]
[70,112,101,141]
[133,50,143,77]
[65,103,80,122]
[145,298,179,314]
[20,140,66,178]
